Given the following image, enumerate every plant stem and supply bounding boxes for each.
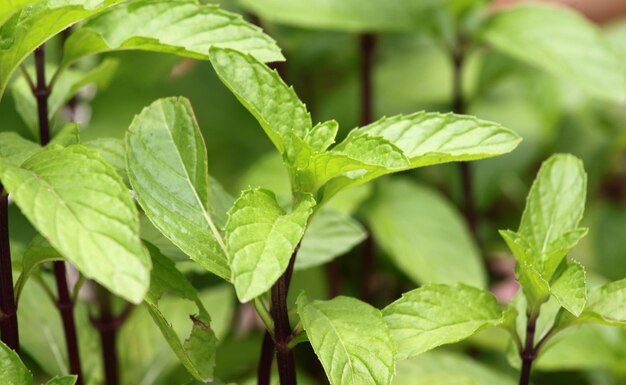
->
[257,331,274,385]
[518,313,538,385]
[91,286,121,385]
[0,186,19,352]
[450,42,478,240]
[358,33,376,303]
[270,245,299,385]
[34,44,84,385]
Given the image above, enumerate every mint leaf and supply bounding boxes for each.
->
[0,0,124,98]
[1,144,151,303]
[500,154,587,308]
[0,0,40,26]
[480,4,626,101]
[126,97,230,281]
[0,132,39,168]
[295,207,366,270]
[383,284,502,359]
[0,340,31,385]
[367,179,485,288]
[48,123,80,147]
[297,293,396,385]
[62,0,283,68]
[144,244,218,382]
[14,235,62,302]
[225,189,315,302]
[579,279,626,326]
[45,377,77,385]
[84,137,127,185]
[550,260,586,317]
[209,47,311,157]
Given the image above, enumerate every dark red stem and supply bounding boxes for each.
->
[257,331,275,385]
[34,44,84,384]
[0,186,19,352]
[519,314,538,385]
[90,286,126,385]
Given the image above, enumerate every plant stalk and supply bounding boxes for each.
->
[91,286,122,385]
[357,33,376,303]
[0,186,19,352]
[34,44,84,385]
[451,43,478,239]
[257,331,275,385]
[270,245,299,385]
[518,313,538,385]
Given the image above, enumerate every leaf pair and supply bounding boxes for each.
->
[499,154,587,314]
[209,47,522,203]
[126,97,314,302]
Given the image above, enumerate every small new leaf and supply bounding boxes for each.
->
[225,189,315,302]
[297,293,396,385]
[383,284,503,359]
[550,259,586,317]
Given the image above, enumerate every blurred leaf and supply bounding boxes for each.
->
[44,377,77,385]
[393,351,516,385]
[480,4,626,101]
[383,283,502,359]
[238,0,454,33]
[1,144,151,303]
[589,203,626,280]
[0,340,31,385]
[126,97,230,280]
[0,0,40,26]
[14,235,61,301]
[550,259,586,317]
[62,0,283,68]
[225,188,314,302]
[0,0,124,99]
[366,178,485,288]
[0,131,39,167]
[297,293,396,385]
[198,284,235,341]
[296,207,366,270]
[144,245,218,382]
[11,59,118,134]
[574,279,626,327]
[48,123,80,147]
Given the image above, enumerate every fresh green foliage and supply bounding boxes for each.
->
[143,245,218,382]
[383,284,503,359]
[0,132,40,167]
[1,144,151,303]
[480,4,626,101]
[0,0,124,98]
[366,178,485,288]
[225,189,315,302]
[14,235,62,301]
[500,154,587,310]
[297,293,396,385]
[126,97,230,281]
[61,0,283,67]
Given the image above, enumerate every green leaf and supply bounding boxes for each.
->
[0,132,39,168]
[144,244,218,382]
[550,259,586,317]
[238,0,447,33]
[382,283,502,359]
[295,207,366,270]
[126,97,230,280]
[1,144,151,303]
[225,189,315,302]
[500,154,587,308]
[579,279,626,326]
[48,123,80,147]
[0,340,31,385]
[394,351,516,385]
[83,137,126,185]
[12,59,118,134]
[44,376,77,385]
[366,178,485,288]
[307,112,521,200]
[62,0,283,68]
[297,293,396,385]
[14,235,62,302]
[0,0,40,26]
[0,0,124,99]
[209,46,311,157]
[480,4,626,101]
